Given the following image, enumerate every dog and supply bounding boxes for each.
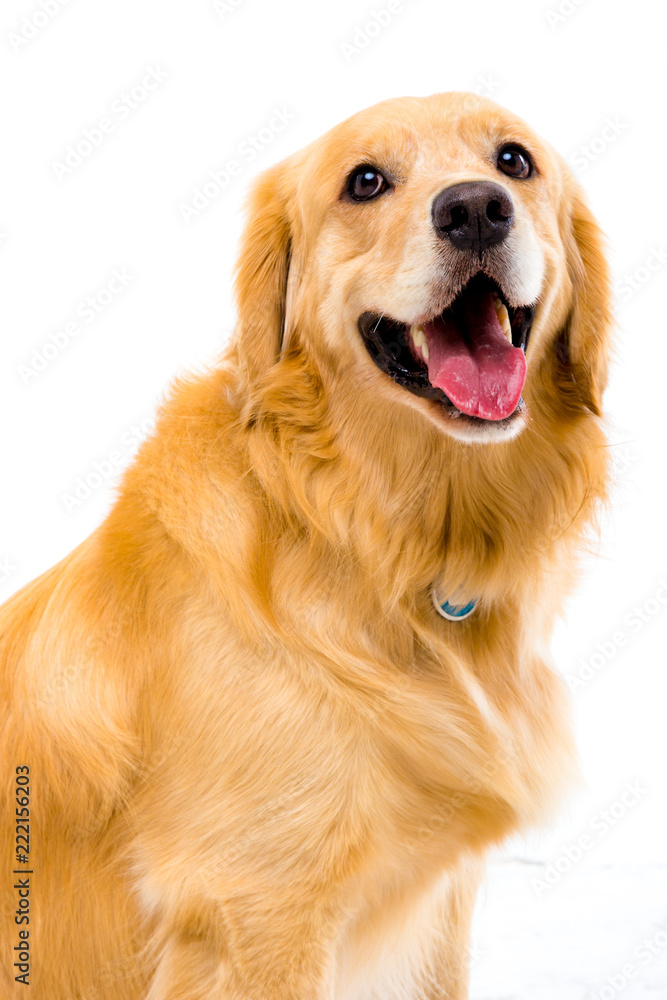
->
[1,92,611,999]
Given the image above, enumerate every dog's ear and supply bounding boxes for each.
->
[233,162,293,385]
[558,185,612,416]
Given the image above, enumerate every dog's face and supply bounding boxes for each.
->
[235,93,609,445]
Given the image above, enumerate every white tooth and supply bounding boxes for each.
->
[410,324,429,361]
[495,302,509,324]
[495,302,512,342]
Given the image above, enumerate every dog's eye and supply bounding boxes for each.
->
[348,166,390,201]
[497,146,532,179]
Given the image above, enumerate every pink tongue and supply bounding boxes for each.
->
[424,291,526,421]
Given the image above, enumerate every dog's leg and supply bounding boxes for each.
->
[144,902,340,1000]
[420,856,484,1000]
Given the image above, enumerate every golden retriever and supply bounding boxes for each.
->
[1,92,611,999]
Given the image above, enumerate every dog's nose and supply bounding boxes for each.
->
[432,181,514,253]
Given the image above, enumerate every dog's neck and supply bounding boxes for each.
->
[239,343,607,619]
[122,344,606,663]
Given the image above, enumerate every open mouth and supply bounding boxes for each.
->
[358,274,535,423]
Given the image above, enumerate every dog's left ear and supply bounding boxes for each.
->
[558,185,612,416]
[232,162,294,386]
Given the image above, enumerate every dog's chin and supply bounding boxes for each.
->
[358,272,535,444]
[416,395,528,443]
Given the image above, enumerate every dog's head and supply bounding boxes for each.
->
[233,92,610,445]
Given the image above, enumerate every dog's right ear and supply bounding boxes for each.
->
[232,162,294,387]
[557,182,612,417]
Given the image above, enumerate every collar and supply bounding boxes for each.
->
[431,584,477,621]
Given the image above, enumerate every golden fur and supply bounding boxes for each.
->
[1,93,611,999]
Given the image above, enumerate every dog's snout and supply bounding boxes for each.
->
[432,181,514,253]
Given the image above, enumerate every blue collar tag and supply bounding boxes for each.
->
[432,585,477,621]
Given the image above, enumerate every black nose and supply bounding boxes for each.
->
[432,181,514,253]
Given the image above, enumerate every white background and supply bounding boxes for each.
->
[1,0,665,996]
